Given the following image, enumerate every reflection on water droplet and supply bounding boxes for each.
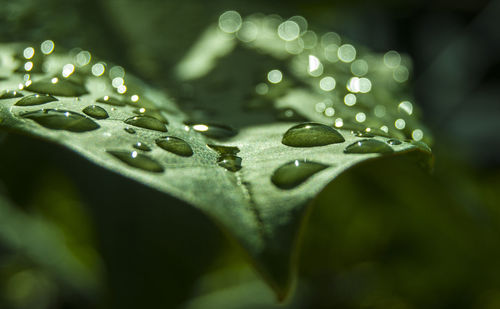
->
[387,139,402,145]
[156,136,193,157]
[191,123,237,139]
[218,155,242,172]
[124,127,136,134]
[21,109,100,132]
[267,69,283,84]
[344,139,394,154]
[133,142,151,151]
[107,150,163,173]
[15,94,57,106]
[282,122,345,147]
[26,78,88,97]
[352,131,374,138]
[124,116,167,132]
[83,105,109,119]
[271,160,328,189]
[96,95,125,106]
[207,144,239,155]
[0,90,24,100]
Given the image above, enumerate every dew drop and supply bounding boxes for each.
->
[190,123,237,139]
[82,105,109,119]
[96,95,126,106]
[133,142,151,152]
[0,90,24,100]
[26,78,88,97]
[21,109,100,132]
[124,116,167,132]
[282,123,345,147]
[352,131,374,138]
[133,108,168,124]
[156,136,193,157]
[124,127,136,134]
[107,150,163,173]
[207,144,240,156]
[218,155,242,172]
[387,139,402,145]
[15,94,57,106]
[271,160,329,189]
[344,139,394,154]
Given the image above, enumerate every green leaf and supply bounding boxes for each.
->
[0,13,432,299]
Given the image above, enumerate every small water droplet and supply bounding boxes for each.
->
[0,90,24,100]
[190,123,237,139]
[26,78,88,97]
[107,150,163,173]
[344,139,394,154]
[124,116,167,132]
[133,142,151,151]
[218,155,242,172]
[14,94,57,106]
[21,109,100,132]
[282,123,345,147]
[96,95,126,106]
[207,144,240,155]
[156,136,193,157]
[124,127,136,134]
[352,130,374,138]
[387,139,402,145]
[271,160,329,189]
[82,105,109,119]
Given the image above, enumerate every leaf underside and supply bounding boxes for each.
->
[0,13,432,300]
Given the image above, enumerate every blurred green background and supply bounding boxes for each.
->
[1,0,500,308]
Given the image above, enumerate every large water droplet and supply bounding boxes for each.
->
[190,123,237,139]
[155,136,193,157]
[21,109,100,132]
[96,95,125,106]
[124,116,167,132]
[282,123,345,147]
[82,105,109,119]
[133,142,151,152]
[0,90,24,100]
[344,139,394,154]
[15,94,57,106]
[387,139,402,145]
[133,108,168,124]
[26,77,88,97]
[271,160,329,189]
[218,155,242,172]
[207,144,240,156]
[107,150,163,173]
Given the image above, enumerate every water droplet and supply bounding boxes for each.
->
[124,127,136,134]
[96,95,125,106]
[15,94,57,106]
[190,123,237,139]
[0,90,24,100]
[218,155,242,172]
[133,108,168,124]
[26,78,88,97]
[271,160,329,189]
[207,144,240,156]
[282,123,345,147]
[344,139,394,154]
[124,116,167,132]
[387,139,402,145]
[352,131,374,138]
[21,109,100,132]
[107,150,163,173]
[156,136,193,157]
[133,142,151,151]
[82,105,109,119]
